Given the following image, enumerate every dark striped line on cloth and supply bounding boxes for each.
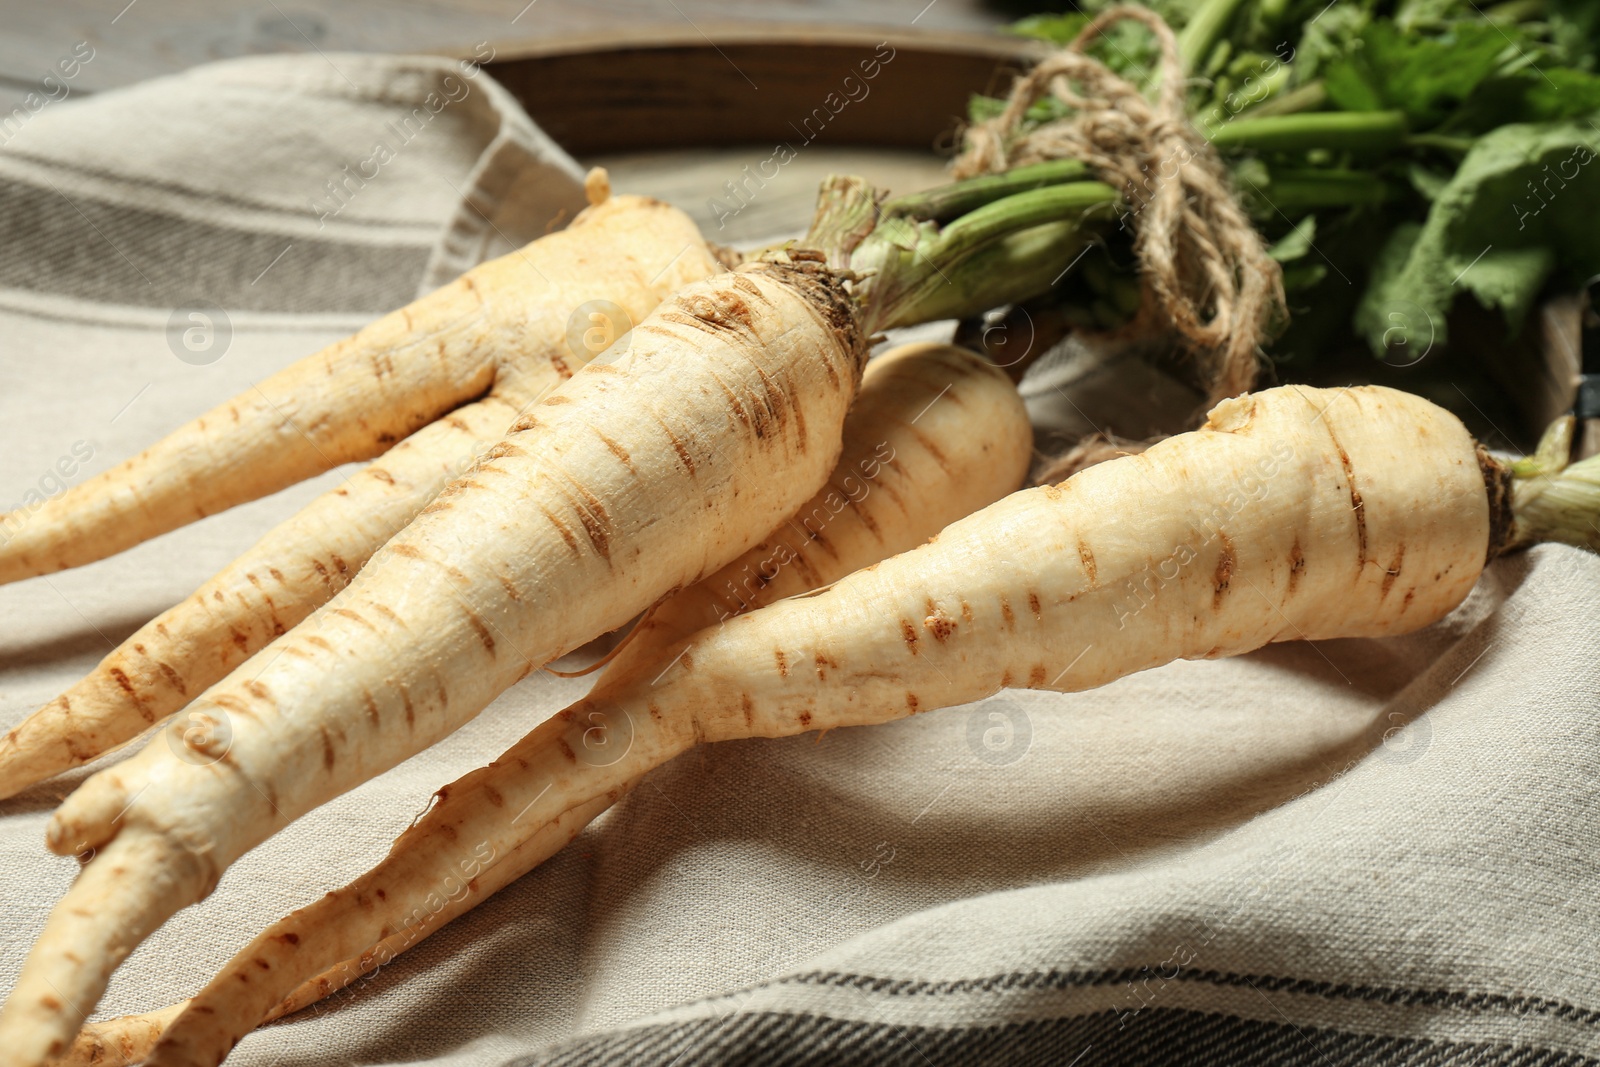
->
[776,967,1600,1027]
[0,147,427,228]
[507,1006,1600,1066]
[0,175,427,314]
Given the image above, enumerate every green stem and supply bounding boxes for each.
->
[1405,132,1478,156]
[1209,110,1408,154]
[846,181,1121,332]
[880,160,1093,222]
[1237,80,1328,120]
[1177,0,1253,74]
[1507,416,1600,552]
[1258,168,1393,211]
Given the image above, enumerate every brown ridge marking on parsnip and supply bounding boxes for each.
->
[305,635,335,654]
[571,488,612,560]
[742,695,755,727]
[267,567,286,583]
[1401,588,1416,613]
[708,371,753,436]
[212,697,259,723]
[483,441,526,462]
[1380,542,1406,599]
[464,611,497,654]
[1029,664,1048,687]
[1000,596,1015,630]
[370,469,395,486]
[319,727,335,771]
[782,368,809,450]
[908,427,950,472]
[1323,424,1368,568]
[361,690,380,726]
[107,668,154,723]
[543,393,572,405]
[155,661,188,696]
[332,608,376,632]
[659,310,723,338]
[1213,534,1235,611]
[401,689,415,729]
[813,651,836,679]
[390,543,425,560]
[243,680,272,704]
[586,363,622,376]
[842,491,881,537]
[1042,483,1064,501]
[1078,539,1098,584]
[557,739,577,763]
[799,711,812,727]
[1001,669,1014,687]
[732,274,765,299]
[900,620,920,655]
[538,504,581,555]
[959,600,974,622]
[647,702,663,722]
[509,414,542,434]
[1287,537,1306,597]
[372,603,406,628]
[1027,593,1042,620]
[444,415,473,433]
[593,429,635,472]
[655,415,697,476]
[229,625,251,651]
[820,351,841,391]
[498,575,523,602]
[924,602,956,642]
[774,649,789,677]
[274,932,300,947]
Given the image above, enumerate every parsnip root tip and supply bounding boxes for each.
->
[584,167,611,206]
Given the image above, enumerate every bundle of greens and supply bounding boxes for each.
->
[980,0,1600,384]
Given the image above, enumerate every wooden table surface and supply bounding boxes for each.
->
[0,0,1012,102]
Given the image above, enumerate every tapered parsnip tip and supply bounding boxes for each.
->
[584,167,611,206]
[49,1003,186,1067]
[0,829,209,1067]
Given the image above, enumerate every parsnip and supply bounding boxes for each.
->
[0,177,719,587]
[0,255,868,1066]
[128,384,1600,1067]
[112,342,1030,1066]
[0,184,722,799]
[2,168,1118,1064]
[0,167,1111,800]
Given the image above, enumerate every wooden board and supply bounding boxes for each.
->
[484,27,1038,156]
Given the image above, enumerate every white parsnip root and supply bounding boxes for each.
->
[0,179,720,588]
[0,184,722,798]
[86,342,1029,1066]
[0,255,869,1066]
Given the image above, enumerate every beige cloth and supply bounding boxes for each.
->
[2,54,1598,1067]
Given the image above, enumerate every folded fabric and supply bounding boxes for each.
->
[1,51,1596,1067]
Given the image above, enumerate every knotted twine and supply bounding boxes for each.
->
[954,5,1285,411]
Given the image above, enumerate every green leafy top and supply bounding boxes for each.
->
[975,0,1600,364]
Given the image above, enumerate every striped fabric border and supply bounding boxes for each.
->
[512,1007,1600,1067]
[504,967,1600,1066]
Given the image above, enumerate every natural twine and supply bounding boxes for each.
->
[954,5,1284,409]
